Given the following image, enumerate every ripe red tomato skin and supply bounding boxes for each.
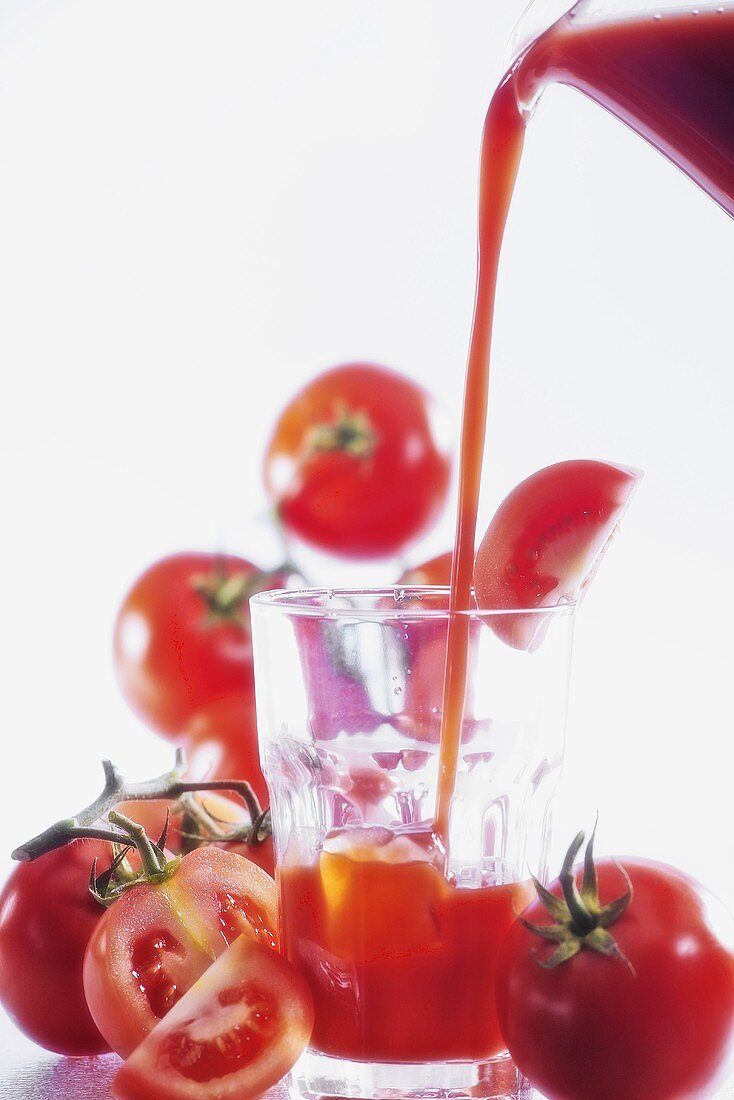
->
[83,846,278,1059]
[114,552,265,738]
[496,860,734,1100]
[264,363,451,560]
[0,842,109,1056]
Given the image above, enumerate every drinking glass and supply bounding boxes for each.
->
[251,587,575,1100]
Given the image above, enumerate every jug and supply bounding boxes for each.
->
[503,0,734,217]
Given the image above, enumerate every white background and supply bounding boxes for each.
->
[1,0,733,1093]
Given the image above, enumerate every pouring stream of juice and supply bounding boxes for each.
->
[436,5,734,842]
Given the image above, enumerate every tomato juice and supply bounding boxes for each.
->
[279,833,532,1063]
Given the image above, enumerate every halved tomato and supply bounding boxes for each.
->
[112,936,314,1100]
[474,459,641,649]
[83,846,278,1058]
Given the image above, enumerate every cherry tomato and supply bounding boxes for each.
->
[112,935,314,1100]
[184,691,269,806]
[474,460,641,650]
[121,793,275,878]
[264,363,451,559]
[114,552,283,738]
[0,842,109,1056]
[399,552,452,586]
[83,846,278,1058]
[496,853,734,1100]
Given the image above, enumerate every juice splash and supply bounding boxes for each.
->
[437,4,734,842]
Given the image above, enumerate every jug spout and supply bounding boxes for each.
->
[504,0,734,217]
[508,0,577,67]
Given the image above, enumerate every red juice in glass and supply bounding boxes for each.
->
[251,590,575,1098]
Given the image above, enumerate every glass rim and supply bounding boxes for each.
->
[249,585,577,620]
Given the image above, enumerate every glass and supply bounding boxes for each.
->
[251,587,575,1100]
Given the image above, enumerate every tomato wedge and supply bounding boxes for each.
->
[112,936,314,1100]
[474,459,641,649]
[83,847,278,1058]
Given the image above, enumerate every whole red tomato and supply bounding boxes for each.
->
[84,846,278,1058]
[114,552,283,739]
[496,834,734,1100]
[0,842,109,1056]
[264,363,451,559]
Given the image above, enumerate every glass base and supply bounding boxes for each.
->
[288,1048,534,1100]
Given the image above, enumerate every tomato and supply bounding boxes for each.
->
[121,793,275,878]
[114,552,284,738]
[83,846,278,1058]
[264,363,451,559]
[112,935,314,1100]
[496,844,734,1100]
[398,551,452,586]
[474,460,641,650]
[184,691,269,807]
[0,842,109,1056]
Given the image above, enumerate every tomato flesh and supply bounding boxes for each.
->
[131,929,186,1020]
[112,936,314,1100]
[159,979,277,1083]
[474,459,641,649]
[83,846,278,1058]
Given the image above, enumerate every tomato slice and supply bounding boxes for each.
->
[112,936,314,1100]
[474,459,641,649]
[83,847,278,1058]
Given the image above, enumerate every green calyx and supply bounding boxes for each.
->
[191,565,285,630]
[89,810,181,908]
[305,402,378,459]
[522,828,635,974]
